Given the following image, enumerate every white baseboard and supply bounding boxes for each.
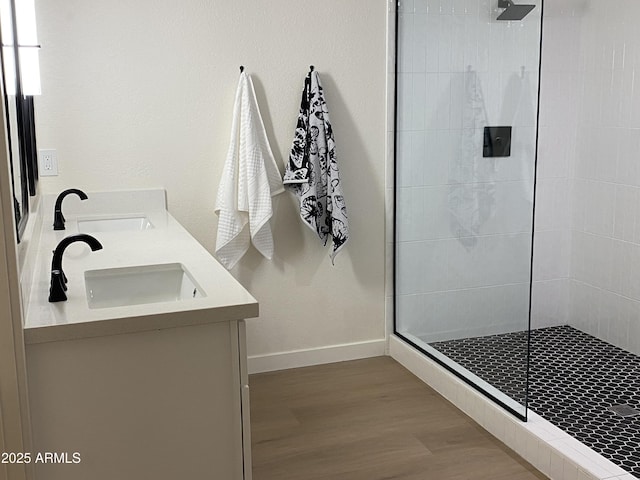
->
[248,339,386,374]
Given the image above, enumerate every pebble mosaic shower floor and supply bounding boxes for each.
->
[431,325,640,477]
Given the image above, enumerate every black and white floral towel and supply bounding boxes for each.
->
[283,70,349,262]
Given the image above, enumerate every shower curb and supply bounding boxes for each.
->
[389,335,638,480]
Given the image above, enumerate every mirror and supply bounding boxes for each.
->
[6,80,28,238]
[1,0,40,242]
[1,0,28,240]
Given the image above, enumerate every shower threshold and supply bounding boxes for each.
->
[430,326,640,478]
[391,328,640,480]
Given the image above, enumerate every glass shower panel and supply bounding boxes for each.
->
[394,0,543,419]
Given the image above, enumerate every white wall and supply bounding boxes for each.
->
[529,0,640,355]
[395,0,541,342]
[33,0,388,361]
[529,3,583,330]
[563,0,640,355]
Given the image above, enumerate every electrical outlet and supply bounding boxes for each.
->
[39,149,58,176]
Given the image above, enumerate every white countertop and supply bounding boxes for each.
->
[24,190,258,344]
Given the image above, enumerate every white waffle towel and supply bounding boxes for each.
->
[215,72,284,269]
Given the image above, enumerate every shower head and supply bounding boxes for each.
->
[497,0,535,20]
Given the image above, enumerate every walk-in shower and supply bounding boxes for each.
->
[394,0,640,477]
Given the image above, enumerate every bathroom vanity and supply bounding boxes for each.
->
[22,190,257,480]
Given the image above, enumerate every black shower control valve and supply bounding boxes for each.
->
[483,126,512,158]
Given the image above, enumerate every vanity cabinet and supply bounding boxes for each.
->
[26,319,252,480]
[22,191,258,479]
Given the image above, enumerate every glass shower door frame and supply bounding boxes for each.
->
[392,0,545,423]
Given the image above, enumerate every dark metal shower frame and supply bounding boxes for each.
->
[392,0,545,423]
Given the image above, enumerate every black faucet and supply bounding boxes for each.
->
[53,188,88,230]
[49,234,103,303]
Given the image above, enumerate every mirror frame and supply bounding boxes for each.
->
[8,96,30,239]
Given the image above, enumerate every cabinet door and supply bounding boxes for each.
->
[27,322,244,480]
[238,321,252,480]
[231,320,252,480]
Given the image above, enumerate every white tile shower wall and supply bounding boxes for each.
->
[396,0,541,340]
[564,0,640,356]
[530,9,584,330]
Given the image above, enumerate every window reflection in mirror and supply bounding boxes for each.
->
[6,83,27,236]
[0,0,40,242]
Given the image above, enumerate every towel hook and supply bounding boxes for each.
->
[239,65,244,73]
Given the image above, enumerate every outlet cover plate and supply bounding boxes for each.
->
[38,149,58,176]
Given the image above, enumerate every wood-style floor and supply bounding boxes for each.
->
[250,356,547,480]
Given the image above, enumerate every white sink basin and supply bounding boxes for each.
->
[78,216,153,233]
[85,263,205,309]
